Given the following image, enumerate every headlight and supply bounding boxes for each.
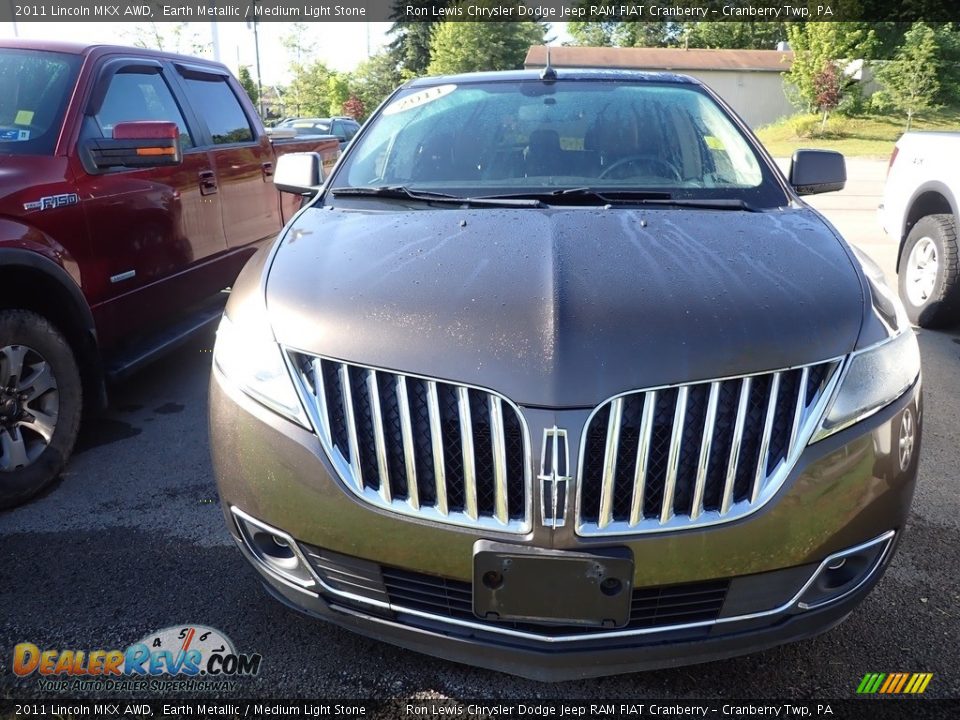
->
[214,311,309,428]
[811,330,920,442]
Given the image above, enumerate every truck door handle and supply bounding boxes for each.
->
[199,170,218,196]
[261,162,274,179]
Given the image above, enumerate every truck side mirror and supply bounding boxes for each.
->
[274,152,324,196]
[789,149,846,196]
[86,121,183,170]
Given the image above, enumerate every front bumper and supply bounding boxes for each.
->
[210,368,920,680]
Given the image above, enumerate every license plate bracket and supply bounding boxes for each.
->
[472,541,634,628]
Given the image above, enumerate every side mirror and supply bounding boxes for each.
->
[274,152,324,196]
[789,149,846,195]
[87,121,182,170]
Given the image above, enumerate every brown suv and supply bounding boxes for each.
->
[210,70,921,680]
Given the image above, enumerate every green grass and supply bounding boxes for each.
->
[755,107,960,158]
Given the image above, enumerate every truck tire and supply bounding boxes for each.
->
[0,310,82,509]
[898,214,960,328]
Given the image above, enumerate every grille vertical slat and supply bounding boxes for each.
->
[338,364,363,491]
[396,377,420,509]
[720,377,751,515]
[367,370,391,503]
[489,396,509,525]
[690,382,719,520]
[660,386,688,524]
[752,372,781,503]
[426,381,449,516]
[322,360,348,458]
[457,387,478,520]
[289,353,530,533]
[628,391,656,526]
[309,357,332,448]
[578,360,840,535]
[598,397,623,529]
[788,366,810,458]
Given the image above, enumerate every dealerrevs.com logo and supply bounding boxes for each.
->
[12,625,262,692]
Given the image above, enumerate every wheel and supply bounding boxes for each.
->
[599,154,681,182]
[0,310,82,508]
[898,214,960,328]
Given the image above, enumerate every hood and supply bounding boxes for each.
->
[266,204,864,408]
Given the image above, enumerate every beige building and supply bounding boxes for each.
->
[524,46,796,129]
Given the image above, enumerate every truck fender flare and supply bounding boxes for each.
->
[0,247,106,409]
[0,247,96,337]
[900,181,959,265]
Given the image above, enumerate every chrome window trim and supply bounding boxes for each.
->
[283,349,534,535]
[574,355,846,537]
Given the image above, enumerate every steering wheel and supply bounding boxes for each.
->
[600,154,681,181]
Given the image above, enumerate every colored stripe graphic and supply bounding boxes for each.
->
[858,672,932,694]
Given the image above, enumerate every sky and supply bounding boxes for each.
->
[1,21,571,86]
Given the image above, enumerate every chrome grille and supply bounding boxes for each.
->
[577,360,842,536]
[288,353,531,533]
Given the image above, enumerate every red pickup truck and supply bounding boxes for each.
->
[0,40,340,508]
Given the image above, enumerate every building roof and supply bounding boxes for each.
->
[525,46,794,73]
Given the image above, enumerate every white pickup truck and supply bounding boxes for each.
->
[881,132,960,327]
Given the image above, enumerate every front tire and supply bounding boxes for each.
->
[898,214,960,328]
[0,310,82,509]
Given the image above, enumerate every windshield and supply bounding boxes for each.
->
[0,49,81,156]
[332,79,786,207]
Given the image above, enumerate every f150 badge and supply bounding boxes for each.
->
[23,193,79,212]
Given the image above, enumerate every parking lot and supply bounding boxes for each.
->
[2,159,959,701]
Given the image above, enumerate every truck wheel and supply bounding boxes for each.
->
[898,214,960,328]
[0,310,82,509]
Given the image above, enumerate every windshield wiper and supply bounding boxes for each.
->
[629,197,761,212]
[331,186,542,208]
[479,188,761,212]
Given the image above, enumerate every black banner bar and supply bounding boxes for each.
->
[5,0,960,23]
[1,700,958,720]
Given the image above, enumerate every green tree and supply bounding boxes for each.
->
[931,24,960,105]
[567,21,675,47]
[327,73,352,117]
[427,15,546,75]
[281,23,318,117]
[876,22,941,130]
[680,22,787,49]
[281,23,315,66]
[351,51,403,118]
[784,23,865,112]
[566,21,617,46]
[238,66,259,110]
[388,0,453,78]
[285,60,332,117]
[124,19,210,56]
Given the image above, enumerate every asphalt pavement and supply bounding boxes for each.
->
[2,160,959,702]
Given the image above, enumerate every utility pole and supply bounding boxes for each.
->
[245,3,264,119]
[209,19,221,62]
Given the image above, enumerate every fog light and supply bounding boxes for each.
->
[231,507,318,590]
[797,531,894,610]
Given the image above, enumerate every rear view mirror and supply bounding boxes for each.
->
[87,121,182,170]
[789,149,846,195]
[274,152,324,196]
